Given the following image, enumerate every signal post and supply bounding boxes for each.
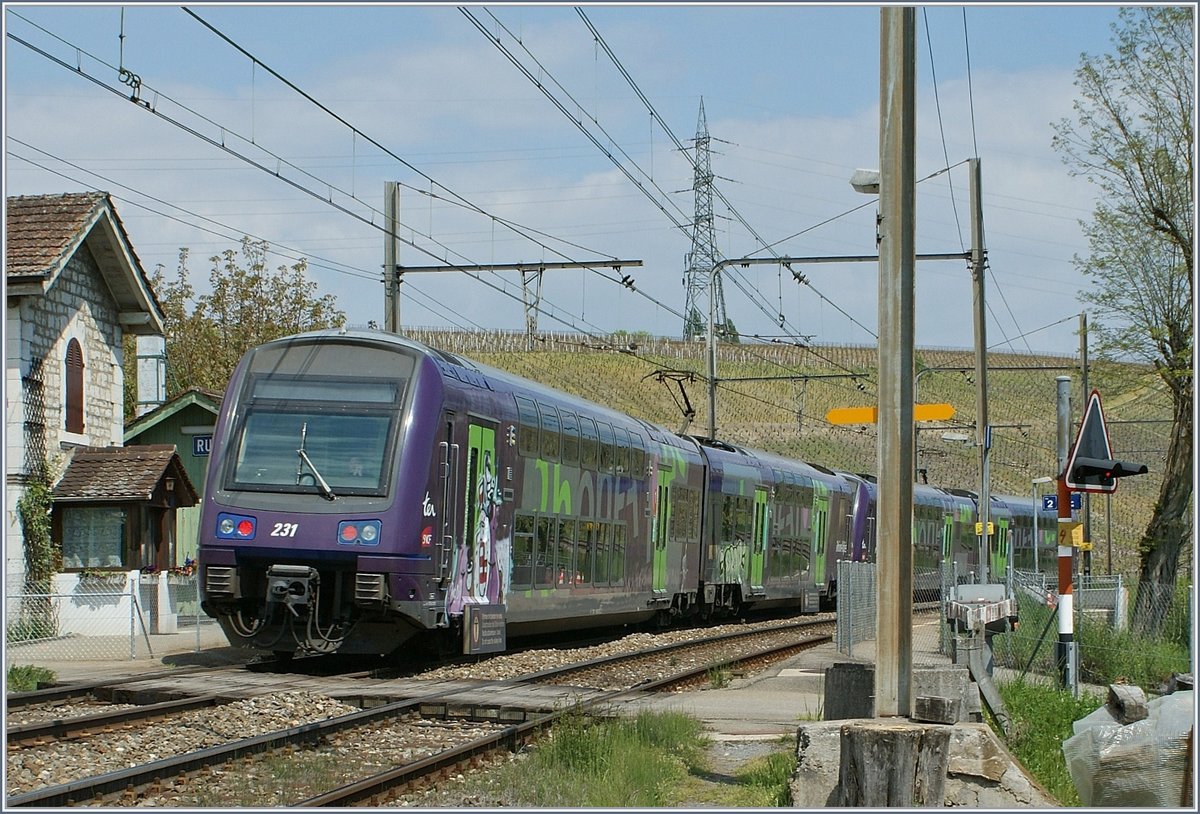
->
[1055,382,1147,693]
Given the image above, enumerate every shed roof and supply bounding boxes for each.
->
[124,388,224,443]
[5,192,164,335]
[52,445,199,506]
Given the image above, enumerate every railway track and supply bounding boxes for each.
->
[6,617,833,807]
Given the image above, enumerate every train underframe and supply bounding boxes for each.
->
[202,553,791,657]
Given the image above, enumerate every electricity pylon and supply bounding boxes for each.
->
[683,99,726,341]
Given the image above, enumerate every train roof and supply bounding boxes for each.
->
[275,328,695,449]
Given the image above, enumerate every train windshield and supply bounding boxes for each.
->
[224,340,415,496]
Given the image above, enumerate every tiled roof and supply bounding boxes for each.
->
[52,445,199,506]
[5,191,112,280]
[5,192,164,333]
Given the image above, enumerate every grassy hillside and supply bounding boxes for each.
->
[407,329,1175,578]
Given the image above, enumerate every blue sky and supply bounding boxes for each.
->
[4,3,1134,355]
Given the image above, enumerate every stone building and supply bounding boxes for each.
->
[5,192,167,595]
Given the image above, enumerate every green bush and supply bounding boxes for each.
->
[7,664,56,692]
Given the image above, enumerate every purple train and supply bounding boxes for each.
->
[197,329,1057,658]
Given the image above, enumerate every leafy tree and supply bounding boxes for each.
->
[1052,7,1193,633]
[124,238,345,414]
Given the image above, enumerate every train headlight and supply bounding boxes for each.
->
[216,513,256,540]
[337,519,381,546]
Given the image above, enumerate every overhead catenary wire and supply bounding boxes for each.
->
[6,14,692,341]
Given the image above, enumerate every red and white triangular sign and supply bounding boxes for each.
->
[1064,389,1114,492]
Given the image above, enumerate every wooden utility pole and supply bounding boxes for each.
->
[874,5,916,719]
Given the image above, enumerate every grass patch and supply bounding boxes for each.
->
[7,664,56,692]
[474,710,710,807]
[1077,616,1191,690]
[731,749,798,806]
[707,664,732,688]
[992,676,1104,806]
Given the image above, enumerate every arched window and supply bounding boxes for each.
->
[65,338,84,434]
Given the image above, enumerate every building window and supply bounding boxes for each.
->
[61,505,127,569]
[65,338,85,433]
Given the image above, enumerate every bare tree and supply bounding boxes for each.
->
[1053,7,1193,633]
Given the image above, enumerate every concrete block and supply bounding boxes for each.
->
[913,664,976,723]
[946,723,1009,782]
[913,695,961,725]
[823,662,874,720]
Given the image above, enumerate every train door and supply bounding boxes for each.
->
[652,469,670,594]
[942,514,954,565]
[992,517,1010,581]
[448,419,503,614]
[750,486,768,591]
[812,485,830,589]
[436,415,461,586]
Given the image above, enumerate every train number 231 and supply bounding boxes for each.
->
[271,522,300,538]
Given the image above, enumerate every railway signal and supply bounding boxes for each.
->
[1063,390,1148,493]
[1067,456,1148,491]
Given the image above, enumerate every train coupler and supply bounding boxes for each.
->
[266,564,320,617]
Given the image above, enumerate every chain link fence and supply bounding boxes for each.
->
[979,573,1190,692]
[834,560,947,662]
[4,572,214,666]
[834,560,1191,694]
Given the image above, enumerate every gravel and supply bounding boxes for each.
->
[6,615,830,805]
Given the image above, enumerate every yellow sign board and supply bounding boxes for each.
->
[1078,542,1093,551]
[825,403,956,425]
[1057,522,1084,548]
[974,521,994,536]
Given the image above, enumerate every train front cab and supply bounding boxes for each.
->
[198,332,455,657]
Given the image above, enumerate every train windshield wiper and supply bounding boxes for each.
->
[296,422,336,501]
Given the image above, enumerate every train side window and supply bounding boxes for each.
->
[613,427,630,474]
[557,519,576,586]
[630,432,646,474]
[598,422,615,473]
[580,417,599,469]
[535,517,555,588]
[512,514,535,589]
[539,402,561,461]
[610,524,626,586]
[576,520,595,585]
[594,523,611,584]
[735,496,753,543]
[515,396,539,457]
[561,411,580,466]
